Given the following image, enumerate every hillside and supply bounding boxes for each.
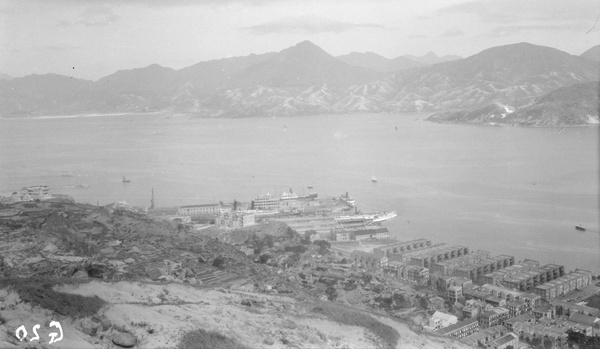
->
[0,199,470,348]
[581,44,600,62]
[0,41,598,123]
[403,52,462,65]
[337,52,424,72]
[427,81,600,126]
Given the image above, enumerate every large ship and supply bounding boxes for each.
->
[372,211,397,223]
[340,192,355,207]
[335,210,397,224]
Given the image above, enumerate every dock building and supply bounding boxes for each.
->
[270,216,337,235]
[177,203,220,216]
[531,269,592,300]
[353,227,390,241]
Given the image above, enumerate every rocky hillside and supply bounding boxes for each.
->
[0,199,471,349]
[427,81,599,126]
[0,41,597,125]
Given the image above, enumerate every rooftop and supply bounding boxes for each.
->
[436,318,478,335]
[493,333,517,346]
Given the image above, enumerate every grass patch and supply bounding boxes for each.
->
[4,277,105,318]
[311,301,399,349]
[179,329,252,349]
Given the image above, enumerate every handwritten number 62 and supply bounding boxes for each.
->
[15,321,63,344]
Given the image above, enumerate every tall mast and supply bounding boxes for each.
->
[150,188,155,209]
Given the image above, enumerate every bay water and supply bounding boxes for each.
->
[1,113,598,272]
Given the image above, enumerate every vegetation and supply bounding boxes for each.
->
[212,257,225,268]
[567,329,600,348]
[178,328,253,349]
[5,277,105,318]
[311,301,399,349]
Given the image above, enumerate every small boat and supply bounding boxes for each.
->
[575,225,586,231]
[307,185,313,189]
[122,176,130,183]
[372,175,377,183]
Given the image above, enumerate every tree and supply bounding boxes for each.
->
[212,257,225,268]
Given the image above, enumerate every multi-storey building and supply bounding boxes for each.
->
[436,318,479,339]
[177,203,220,216]
[532,269,592,300]
[479,307,510,328]
[430,250,491,274]
[454,255,515,282]
[409,245,469,268]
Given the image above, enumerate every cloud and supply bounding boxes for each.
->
[55,5,120,27]
[440,28,464,37]
[434,0,599,25]
[244,14,386,35]
[488,23,587,36]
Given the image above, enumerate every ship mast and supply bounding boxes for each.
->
[150,188,155,209]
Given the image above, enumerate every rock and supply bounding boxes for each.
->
[80,317,101,336]
[151,297,161,304]
[72,270,89,279]
[263,338,275,346]
[146,267,166,280]
[124,258,135,264]
[112,332,137,348]
[42,242,58,253]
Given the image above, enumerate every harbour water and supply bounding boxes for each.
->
[1,113,598,272]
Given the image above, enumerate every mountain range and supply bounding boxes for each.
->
[1,41,598,126]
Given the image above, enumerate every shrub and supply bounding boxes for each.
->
[311,301,399,349]
[179,329,252,349]
[6,278,105,318]
[212,257,225,268]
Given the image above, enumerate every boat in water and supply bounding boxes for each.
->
[372,175,377,183]
[307,185,313,189]
[122,176,130,183]
[575,225,586,231]
[340,192,355,207]
[372,211,397,223]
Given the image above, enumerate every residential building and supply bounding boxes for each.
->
[374,239,432,257]
[409,245,469,268]
[448,285,463,303]
[453,255,515,282]
[487,332,518,349]
[436,318,480,339]
[460,325,508,348]
[533,304,556,320]
[552,300,600,318]
[532,269,592,300]
[479,307,510,328]
[424,311,458,331]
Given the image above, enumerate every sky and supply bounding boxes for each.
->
[1,0,599,81]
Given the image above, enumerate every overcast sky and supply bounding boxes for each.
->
[1,0,599,81]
